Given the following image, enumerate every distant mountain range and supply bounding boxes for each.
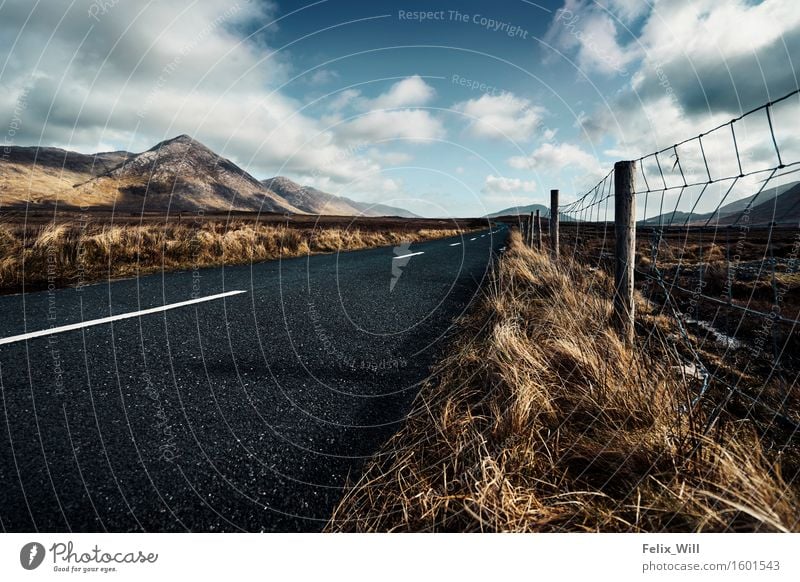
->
[0,135,417,217]
[485,203,577,222]
[640,181,800,226]
[485,180,800,227]
[262,176,418,218]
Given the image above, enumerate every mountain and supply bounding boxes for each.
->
[1,137,421,217]
[714,181,800,226]
[0,146,135,208]
[262,176,420,218]
[485,203,577,222]
[2,145,133,175]
[69,135,301,213]
[639,181,800,226]
[707,181,798,219]
[349,199,421,218]
[639,210,699,226]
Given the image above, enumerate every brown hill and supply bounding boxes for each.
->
[262,176,420,218]
[1,136,301,213]
[640,181,800,226]
[0,146,134,209]
[1,136,420,217]
[262,176,363,215]
[71,135,301,213]
[714,181,800,225]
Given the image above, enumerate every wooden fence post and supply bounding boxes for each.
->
[535,209,542,250]
[528,211,535,246]
[614,161,637,346]
[550,189,559,259]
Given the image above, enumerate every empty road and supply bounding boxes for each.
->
[0,225,507,532]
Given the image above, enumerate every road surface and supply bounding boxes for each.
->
[0,225,507,532]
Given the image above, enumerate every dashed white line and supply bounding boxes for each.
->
[393,252,425,260]
[0,290,248,346]
[470,237,477,241]
[449,243,461,247]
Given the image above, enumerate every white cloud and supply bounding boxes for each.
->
[323,76,443,149]
[0,0,427,201]
[567,0,800,183]
[367,149,413,165]
[544,0,640,76]
[326,89,361,113]
[336,110,445,143]
[454,92,545,142]
[632,0,800,114]
[305,69,339,85]
[599,0,650,23]
[508,142,602,175]
[325,76,437,114]
[638,0,800,72]
[369,75,436,109]
[482,175,537,195]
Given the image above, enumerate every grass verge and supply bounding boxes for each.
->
[0,220,472,293]
[327,230,800,532]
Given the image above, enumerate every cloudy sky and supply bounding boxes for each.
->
[1,0,798,216]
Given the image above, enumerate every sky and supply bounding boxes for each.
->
[1,0,799,217]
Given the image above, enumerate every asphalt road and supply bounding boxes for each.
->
[0,224,507,532]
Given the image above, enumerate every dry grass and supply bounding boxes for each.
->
[0,220,470,292]
[327,231,800,532]
[568,225,800,319]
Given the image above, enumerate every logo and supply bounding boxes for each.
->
[20,542,45,570]
[391,242,413,292]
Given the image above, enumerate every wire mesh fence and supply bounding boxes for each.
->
[546,89,800,447]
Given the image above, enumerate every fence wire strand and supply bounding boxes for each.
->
[555,88,800,438]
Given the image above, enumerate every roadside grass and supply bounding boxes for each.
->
[327,230,800,532]
[0,220,471,293]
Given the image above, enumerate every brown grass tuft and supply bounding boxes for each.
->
[0,220,471,292]
[327,231,800,532]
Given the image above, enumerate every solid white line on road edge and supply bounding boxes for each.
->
[0,290,248,346]
[449,243,461,246]
[392,252,425,260]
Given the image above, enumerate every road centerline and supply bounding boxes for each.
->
[0,290,248,346]
[392,252,425,260]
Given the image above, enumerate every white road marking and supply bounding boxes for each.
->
[449,243,461,247]
[470,237,477,241]
[0,290,248,346]
[393,252,425,260]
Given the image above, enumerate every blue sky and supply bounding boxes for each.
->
[2,0,798,216]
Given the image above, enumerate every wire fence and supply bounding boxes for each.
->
[544,89,800,444]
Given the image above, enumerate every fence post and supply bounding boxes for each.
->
[550,189,559,259]
[613,161,636,346]
[528,211,535,246]
[535,209,542,250]
[527,217,532,246]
